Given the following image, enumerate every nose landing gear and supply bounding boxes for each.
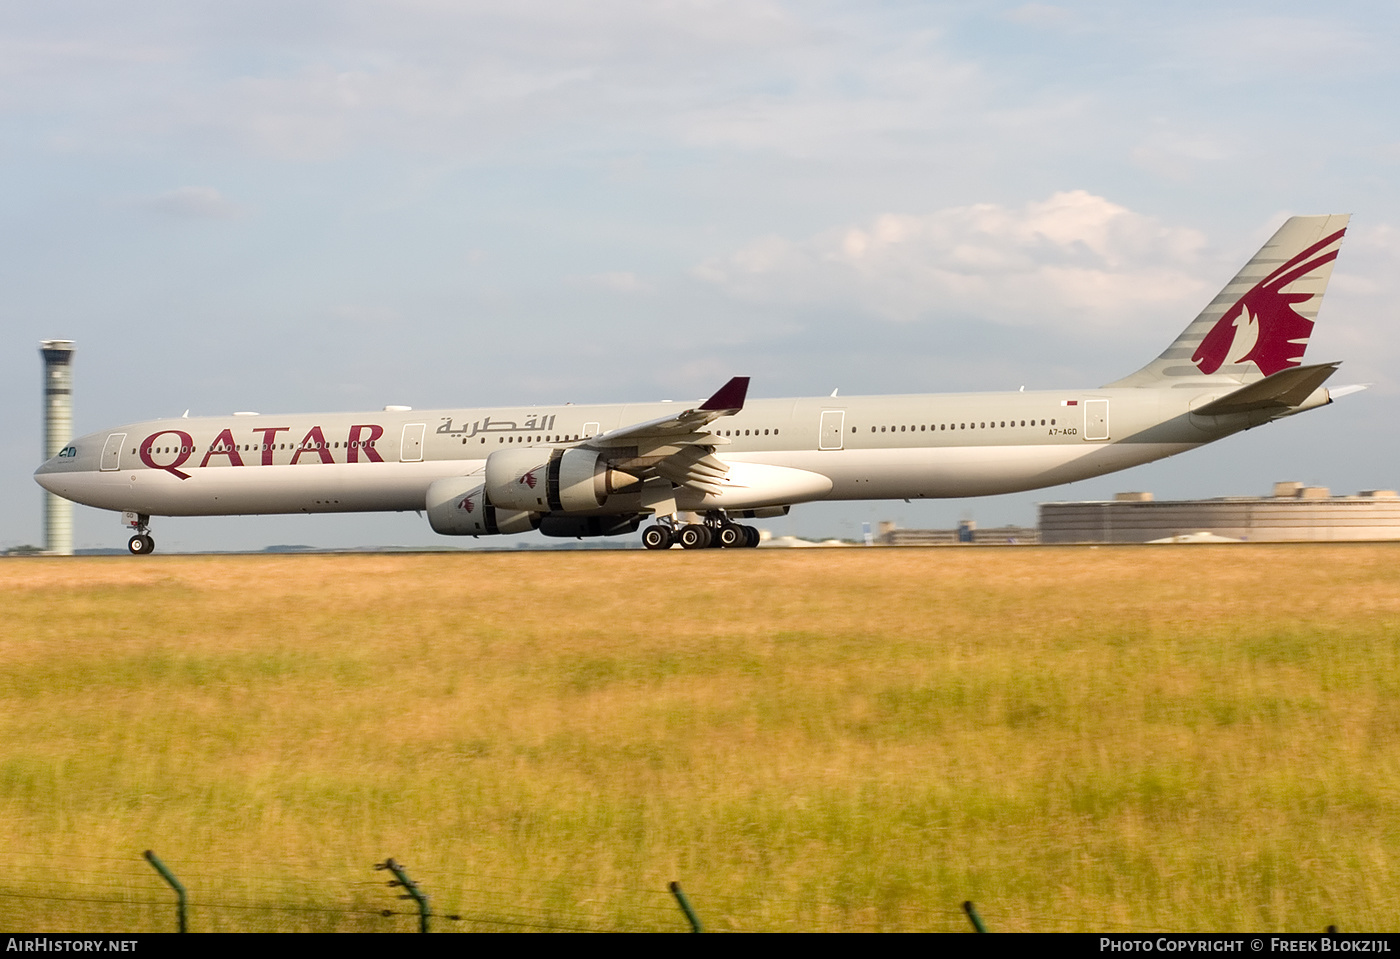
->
[123,512,155,555]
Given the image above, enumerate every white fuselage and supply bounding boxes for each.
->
[34,386,1249,521]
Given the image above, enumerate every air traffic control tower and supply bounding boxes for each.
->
[40,339,74,555]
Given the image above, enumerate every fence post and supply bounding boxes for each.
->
[143,850,186,933]
[669,881,703,933]
[377,858,430,932]
[962,900,988,933]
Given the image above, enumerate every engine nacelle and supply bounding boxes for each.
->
[538,515,643,538]
[426,477,540,536]
[484,447,639,513]
[728,505,791,519]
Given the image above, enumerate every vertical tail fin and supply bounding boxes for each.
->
[1106,214,1349,388]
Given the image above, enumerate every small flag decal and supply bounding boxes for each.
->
[1061,399,1079,406]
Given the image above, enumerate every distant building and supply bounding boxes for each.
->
[874,483,1400,546]
[877,519,1040,546]
[1039,483,1400,544]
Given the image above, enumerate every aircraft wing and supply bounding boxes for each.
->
[583,376,748,495]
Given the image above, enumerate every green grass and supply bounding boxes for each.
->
[1,546,1398,931]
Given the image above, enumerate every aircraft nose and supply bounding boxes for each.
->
[34,460,58,487]
[33,455,68,492]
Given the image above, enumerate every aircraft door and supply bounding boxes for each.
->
[100,433,126,471]
[819,410,845,450]
[1084,400,1109,441]
[400,423,426,462]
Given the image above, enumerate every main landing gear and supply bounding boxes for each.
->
[641,514,761,550]
[124,512,155,555]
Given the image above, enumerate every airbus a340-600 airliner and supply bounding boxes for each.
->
[37,214,1359,554]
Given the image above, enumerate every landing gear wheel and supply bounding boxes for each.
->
[743,525,760,548]
[717,525,743,548]
[641,525,674,550]
[128,534,155,555]
[678,524,712,550]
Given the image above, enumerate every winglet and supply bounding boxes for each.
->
[699,376,749,411]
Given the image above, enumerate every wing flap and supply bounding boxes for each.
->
[653,449,729,494]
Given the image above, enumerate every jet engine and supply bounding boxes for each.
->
[484,447,640,513]
[426,477,539,536]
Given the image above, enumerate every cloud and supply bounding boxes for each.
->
[570,271,651,293]
[0,2,996,164]
[1003,4,1072,28]
[135,186,242,219]
[1163,15,1375,82]
[1310,221,1400,393]
[694,191,1211,331]
[1129,121,1232,181]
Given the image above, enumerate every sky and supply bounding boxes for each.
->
[3,0,1399,551]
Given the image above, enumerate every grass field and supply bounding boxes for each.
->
[2,545,1399,932]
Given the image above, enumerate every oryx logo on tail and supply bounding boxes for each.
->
[1192,228,1346,376]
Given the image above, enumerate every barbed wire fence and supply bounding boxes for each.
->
[0,849,1058,932]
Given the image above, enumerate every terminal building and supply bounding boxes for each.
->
[877,520,1040,546]
[876,482,1400,546]
[1038,482,1400,544]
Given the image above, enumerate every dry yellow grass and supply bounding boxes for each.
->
[2,545,1399,932]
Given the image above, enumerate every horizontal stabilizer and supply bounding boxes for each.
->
[1328,383,1370,400]
[1192,362,1340,416]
